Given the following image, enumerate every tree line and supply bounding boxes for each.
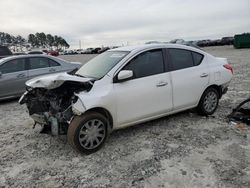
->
[0,32,26,46]
[0,32,70,49]
[28,33,69,49]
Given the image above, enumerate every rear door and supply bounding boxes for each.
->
[28,56,54,79]
[47,58,62,73]
[114,49,173,126]
[0,58,28,98]
[166,48,209,109]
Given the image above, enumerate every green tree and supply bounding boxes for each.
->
[28,34,36,47]
[39,32,46,46]
[46,34,54,48]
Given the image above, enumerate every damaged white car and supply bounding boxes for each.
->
[19,44,233,154]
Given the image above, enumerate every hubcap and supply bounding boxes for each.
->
[203,91,218,113]
[78,119,105,150]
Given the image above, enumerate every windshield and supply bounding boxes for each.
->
[76,51,129,79]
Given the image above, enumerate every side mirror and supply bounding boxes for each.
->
[0,71,2,78]
[115,70,133,82]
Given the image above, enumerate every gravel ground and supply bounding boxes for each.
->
[0,46,250,188]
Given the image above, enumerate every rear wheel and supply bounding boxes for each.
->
[67,112,108,154]
[197,87,219,115]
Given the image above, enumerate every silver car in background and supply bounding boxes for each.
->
[0,55,82,100]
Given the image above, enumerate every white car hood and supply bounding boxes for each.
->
[26,72,93,89]
[70,61,82,65]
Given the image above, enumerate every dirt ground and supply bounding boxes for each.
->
[0,46,250,188]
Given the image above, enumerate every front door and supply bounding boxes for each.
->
[113,49,173,126]
[0,58,28,98]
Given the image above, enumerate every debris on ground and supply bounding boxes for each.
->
[228,97,250,126]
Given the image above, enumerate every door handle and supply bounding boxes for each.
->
[200,73,208,78]
[156,81,168,87]
[17,73,25,78]
[49,68,56,72]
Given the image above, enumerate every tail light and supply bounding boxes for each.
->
[223,64,233,74]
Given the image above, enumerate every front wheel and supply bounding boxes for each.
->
[67,112,108,154]
[197,87,219,115]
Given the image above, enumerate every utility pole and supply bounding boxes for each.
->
[79,40,81,49]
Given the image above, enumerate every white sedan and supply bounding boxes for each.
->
[19,44,233,154]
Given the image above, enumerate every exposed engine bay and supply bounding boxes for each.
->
[19,73,94,135]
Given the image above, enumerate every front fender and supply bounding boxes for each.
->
[72,88,117,122]
[72,97,86,115]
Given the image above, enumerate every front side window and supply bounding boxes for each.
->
[122,49,164,79]
[169,49,193,71]
[0,58,26,74]
[29,57,49,69]
[76,51,129,79]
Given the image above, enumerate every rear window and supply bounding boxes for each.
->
[29,57,49,69]
[0,46,12,56]
[192,52,204,66]
[49,59,60,67]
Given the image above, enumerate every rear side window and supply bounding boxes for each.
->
[0,58,26,74]
[49,59,60,67]
[29,57,49,69]
[123,49,164,79]
[169,49,193,71]
[192,52,204,66]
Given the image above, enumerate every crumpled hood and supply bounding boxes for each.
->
[26,72,93,89]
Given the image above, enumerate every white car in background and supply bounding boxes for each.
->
[19,44,233,154]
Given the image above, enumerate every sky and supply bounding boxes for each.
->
[0,0,249,48]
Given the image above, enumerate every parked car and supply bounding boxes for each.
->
[221,37,234,45]
[84,48,94,54]
[42,49,49,54]
[0,46,12,59]
[59,51,65,55]
[75,49,85,54]
[196,40,211,47]
[92,47,101,54]
[64,50,77,55]
[19,44,233,154]
[48,50,59,56]
[27,50,47,55]
[0,55,82,100]
[98,47,110,53]
[13,52,26,55]
[80,49,88,54]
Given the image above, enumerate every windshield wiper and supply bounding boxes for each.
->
[67,68,79,75]
[74,73,85,78]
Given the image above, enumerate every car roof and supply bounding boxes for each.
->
[109,43,205,54]
[0,54,67,65]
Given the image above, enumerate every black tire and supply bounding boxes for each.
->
[197,87,219,116]
[67,112,108,154]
